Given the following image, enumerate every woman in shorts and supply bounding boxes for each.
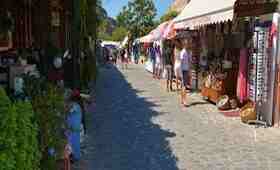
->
[173,40,182,90]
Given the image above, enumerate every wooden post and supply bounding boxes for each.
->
[71,0,81,88]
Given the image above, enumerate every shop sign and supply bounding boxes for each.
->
[234,0,278,17]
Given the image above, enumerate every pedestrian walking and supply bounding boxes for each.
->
[132,44,139,64]
[173,40,182,90]
[155,45,162,79]
[112,49,117,65]
[124,49,129,69]
[120,49,126,69]
[149,45,156,78]
[180,41,191,106]
[163,40,174,92]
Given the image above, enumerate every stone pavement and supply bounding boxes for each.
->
[75,64,280,170]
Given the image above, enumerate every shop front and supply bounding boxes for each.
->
[173,0,238,104]
[172,0,280,126]
[0,1,87,169]
[233,0,280,126]
[0,0,73,94]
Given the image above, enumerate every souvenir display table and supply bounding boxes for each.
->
[201,73,226,103]
[201,67,237,103]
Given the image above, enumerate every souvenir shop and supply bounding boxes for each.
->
[173,0,240,105]
[198,21,241,105]
[172,0,280,126]
[0,1,86,169]
[232,0,280,126]
[0,0,73,95]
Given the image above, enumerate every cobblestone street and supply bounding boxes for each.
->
[77,64,280,170]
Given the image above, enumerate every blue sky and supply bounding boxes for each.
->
[102,0,174,19]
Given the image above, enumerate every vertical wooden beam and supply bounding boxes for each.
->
[71,0,81,88]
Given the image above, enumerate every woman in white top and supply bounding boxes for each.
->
[174,40,182,90]
[181,48,191,87]
[124,49,129,69]
[155,45,162,79]
[180,46,191,106]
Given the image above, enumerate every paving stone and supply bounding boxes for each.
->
[74,64,280,170]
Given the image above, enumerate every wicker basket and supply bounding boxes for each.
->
[216,95,230,110]
[229,99,238,109]
[240,102,256,123]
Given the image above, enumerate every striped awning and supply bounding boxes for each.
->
[174,0,235,29]
[163,21,176,39]
[139,21,171,42]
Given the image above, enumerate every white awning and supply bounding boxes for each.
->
[173,0,235,29]
[139,21,170,42]
[139,34,154,43]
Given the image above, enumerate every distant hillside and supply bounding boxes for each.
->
[170,0,190,12]
[98,16,117,40]
[106,17,117,35]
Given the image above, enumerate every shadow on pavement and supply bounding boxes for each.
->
[186,101,209,107]
[81,65,179,170]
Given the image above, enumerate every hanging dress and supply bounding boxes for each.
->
[67,102,82,161]
[237,48,249,104]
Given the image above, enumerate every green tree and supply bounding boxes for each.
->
[116,0,157,38]
[83,0,106,38]
[160,10,178,23]
[98,19,112,40]
[0,88,16,170]
[111,26,128,41]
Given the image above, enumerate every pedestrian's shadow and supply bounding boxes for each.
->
[85,66,180,170]
[186,101,209,107]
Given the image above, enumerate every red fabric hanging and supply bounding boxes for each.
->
[237,48,249,104]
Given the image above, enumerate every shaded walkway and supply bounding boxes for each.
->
[77,64,280,170]
[81,65,179,170]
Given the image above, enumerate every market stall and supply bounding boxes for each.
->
[233,0,280,126]
[173,0,237,102]
[139,22,170,73]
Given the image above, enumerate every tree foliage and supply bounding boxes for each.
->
[116,0,157,38]
[160,10,178,23]
[0,88,16,170]
[24,76,66,170]
[32,84,66,170]
[111,26,128,41]
[80,0,105,38]
[98,19,110,40]
[79,0,99,85]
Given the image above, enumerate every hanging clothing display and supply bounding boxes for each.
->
[67,102,82,161]
[237,48,249,103]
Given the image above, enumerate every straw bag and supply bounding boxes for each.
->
[240,102,256,123]
[216,95,230,110]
